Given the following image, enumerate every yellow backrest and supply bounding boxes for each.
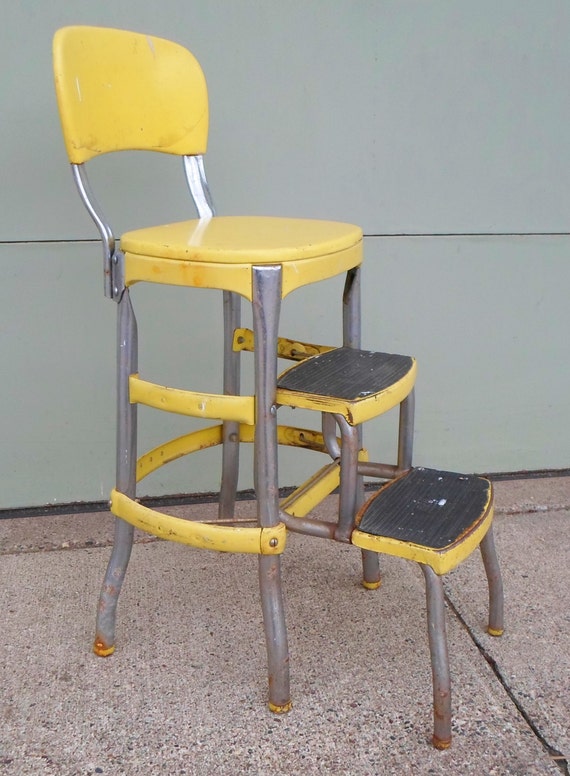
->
[53,26,209,163]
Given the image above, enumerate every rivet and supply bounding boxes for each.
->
[269,538,279,548]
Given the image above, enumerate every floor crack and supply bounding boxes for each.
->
[446,594,568,775]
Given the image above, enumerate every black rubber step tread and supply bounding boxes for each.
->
[357,467,491,550]
[277,348,414,401]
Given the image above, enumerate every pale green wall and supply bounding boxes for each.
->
[1,2,569,508]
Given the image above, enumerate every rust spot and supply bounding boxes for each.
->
[432,735,452,750]
[93,639,115,657]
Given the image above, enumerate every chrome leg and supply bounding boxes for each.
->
[252,265,291,712]
[94,290,138,656]
[480,526,504,636]
[342,266,361,348]
[360,548,382,590]
[322,413,340,459]
[421,564,452,749]
[219,291,242,520]
[398,389,415,470]
[343,267,381,584]
[334,414,360,544]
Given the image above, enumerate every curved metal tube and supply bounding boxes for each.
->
[72,163,116,298]
[183,154,216,218]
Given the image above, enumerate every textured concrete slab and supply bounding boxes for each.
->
[493,476,570,514]
[447,508,570,763]
[0,478,568,774]
[0,542,560,775]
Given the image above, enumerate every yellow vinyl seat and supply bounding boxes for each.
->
[120,215,364,300]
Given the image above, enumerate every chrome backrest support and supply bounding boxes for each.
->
[72,163,116,299]
[184,155,216,218]
[71,154,216,300]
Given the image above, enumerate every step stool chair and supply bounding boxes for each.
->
[53,25,503,748]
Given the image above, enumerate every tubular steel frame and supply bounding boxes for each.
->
[74,149,502,748]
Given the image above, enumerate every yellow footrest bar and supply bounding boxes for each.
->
[281,463,341,517]
[111,489,286,555]
[239,423,329,453]
[129,374,255,424]
[233,327,335,362]
[137,425,223,481]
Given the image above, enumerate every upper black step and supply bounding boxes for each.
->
[277,347,414,401]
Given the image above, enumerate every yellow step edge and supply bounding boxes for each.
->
[351,503,494,575]
[276,359,417,425]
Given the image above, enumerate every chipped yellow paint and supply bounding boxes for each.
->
[277,357,417,425]
[123,235,361,300]
[280,448,368,517]
[136,425,223,481]
[233,327,335,362]
[269,701,293,713]
[93,642,115,657]
[124,253,254,298]
[361,579,382,590]
[129,374,255,424]
[237,423,330,453]
[351,499,494,575]
[110,489,286,555]
[280,463,341,517]
[53,26,208,163]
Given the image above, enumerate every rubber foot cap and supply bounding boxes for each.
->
[269,701,293,714]
[93,641,115,657]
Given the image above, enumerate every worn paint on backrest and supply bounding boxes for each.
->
[53,25,208,163]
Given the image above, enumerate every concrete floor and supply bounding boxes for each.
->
[0,477,568,775]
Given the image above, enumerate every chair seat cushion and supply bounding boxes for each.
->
[276,348,416,424]
[351,468,494,574]
[121,216,362,264]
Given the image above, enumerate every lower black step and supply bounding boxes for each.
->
[357,467,492,550]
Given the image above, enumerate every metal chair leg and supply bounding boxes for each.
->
[334,416,360,544]
[341,266,384,588]
[397,389,415,470]
[219,291,242,520]
[480,526,504,636]
[252,265,291,712]
[94,289,138,656]
[93,519,135,655]
[259,554,291,711]
[421,564,452,749]
[361,549,382,589]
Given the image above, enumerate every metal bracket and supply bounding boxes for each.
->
[109,249,126,302]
